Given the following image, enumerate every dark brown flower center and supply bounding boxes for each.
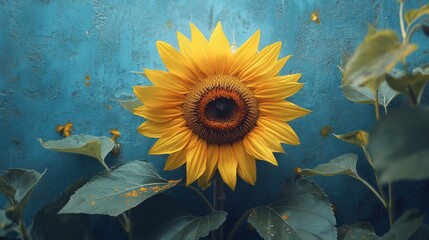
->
[183,75,258,144]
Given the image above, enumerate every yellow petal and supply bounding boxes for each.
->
[259,100,310,121]
[144,69,190,94]
[270,73,302,84]
[186,136,207,185]
[252,127,285,153]
[245,56,291,88]
[176,32,206,80]
[177,31,192,58]
[189,23,212,76]
[149,128,192,154]
[137,118,186,138]
[218,144,238,190]
[239,42,282,82]
[197,144,219,189]
[133,86,185,108]
[233,141,256,185]
[254,82,304,101]
[156,41,198,82]
[209,22,231,74]
[164,149,187,170]
[257,117,300,145]
[226,30,260,75]
[243,130,278,166]
[133,105,182,122]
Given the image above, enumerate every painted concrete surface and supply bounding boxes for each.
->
[1,0,428,239]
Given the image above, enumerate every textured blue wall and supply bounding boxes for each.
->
[1,0,428,239]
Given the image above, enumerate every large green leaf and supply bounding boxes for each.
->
[379,209,424,240]
[405,4,429,25]
[334,131,369,147]
[301,153,358,178]
[59,161,180,216]
[248,178,336,240]
[410,224,429,240]
[0,169,45,224]
[158,210,227,240]
[38,135,115,170]
[31,179,91,240]
[343,29,417,91]
[369,107,429,183]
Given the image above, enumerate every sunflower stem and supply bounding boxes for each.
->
[212,173,225,240]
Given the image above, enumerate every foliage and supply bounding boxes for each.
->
[38,135,115,170]
[60,161,180,216]
[369,107,429,182]
[247,178,336,240]
[0,169,45,239]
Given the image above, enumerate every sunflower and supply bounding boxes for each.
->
[133,22,309,190]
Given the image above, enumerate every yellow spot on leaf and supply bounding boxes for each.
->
[311,10,320,24]
[320,126,333,138]
[114,188,118,192]
[90,201,96,206]
[139,187,147,192]
[281,214,289,220]
[56,122,73,137]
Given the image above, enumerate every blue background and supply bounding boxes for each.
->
[1,0,428,239]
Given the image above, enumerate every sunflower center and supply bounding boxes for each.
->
[183,75,259,144]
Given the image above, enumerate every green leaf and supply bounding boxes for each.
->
[248,178,336,240]
[334,131,369,147]
[405,4,429,25]
[31,179,91,240]
[339,223,379,240]
[301,153,359,178]
[344,29,417,91]
[59,161,180,216]
[118,99,142,113]
[379,209,424,240]
[410,224,429,240]
[159,210,227,240]
[369,107,429,183]
[386,67,429,104]
[38,135,115,170]
[0,169,45,224]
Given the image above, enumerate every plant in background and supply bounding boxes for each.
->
[300,1,429,239]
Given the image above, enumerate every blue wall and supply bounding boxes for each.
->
[1,0,428,239]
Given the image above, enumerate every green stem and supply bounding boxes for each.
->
[362,147,387,201]
[388,181,394,225]
[18,220,31,240]
[353,175,387,209]
[180,184,214,212]
[374,90,380,122]
[405,22,424,44]
[226,209,254,240]
[119,212,133,240]
[399,0,406,41]
[212,174,225,240]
